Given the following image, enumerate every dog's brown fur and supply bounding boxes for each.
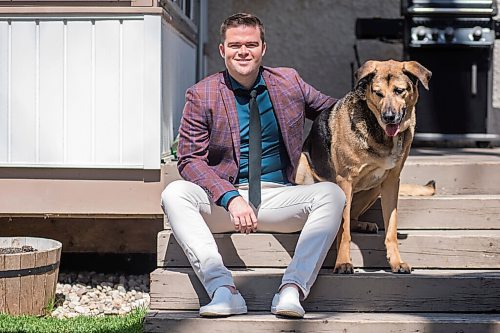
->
[296,60,432,274]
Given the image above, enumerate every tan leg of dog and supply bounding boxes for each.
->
[334,178,354,274]
[380,175,411,273]
[350,187,381,233]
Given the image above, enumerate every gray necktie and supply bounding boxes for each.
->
[248,89,261,209]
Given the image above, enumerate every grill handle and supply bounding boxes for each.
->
[471,64,477,96]
[405,7,495,15]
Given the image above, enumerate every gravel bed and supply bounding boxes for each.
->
[51,271,150,318]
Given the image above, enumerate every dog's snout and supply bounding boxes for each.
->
[382,111,397,124]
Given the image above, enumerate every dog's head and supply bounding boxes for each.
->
[355,60,431,137]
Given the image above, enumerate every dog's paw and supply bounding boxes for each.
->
[391,263,412,274]
[351,221,379,234]
[334,263,354,274]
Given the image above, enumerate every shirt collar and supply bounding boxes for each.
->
[228,68,266,93]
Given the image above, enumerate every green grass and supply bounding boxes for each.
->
[0,307,147,333]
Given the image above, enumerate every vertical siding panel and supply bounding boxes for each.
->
[11,21,36,164]
[39,21,64,164]
[143,15,161,169]
[122,19,143,166]
[119,21,123,164]
[161,22,172,157]
[0,22,8,163]
[35,22,39,163]
[95,20,120,166]
[66,21,92,165]
[91,21,95,163]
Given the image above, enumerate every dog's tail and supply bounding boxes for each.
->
[399,180,436,196]
[295,152,315,185]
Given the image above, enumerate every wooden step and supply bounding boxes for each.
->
[361,194,500,229]
[162,194,500,231]
[157,230,500,269]
[144,311,500,333]
[150,268,500,312]
[402,148,500,195]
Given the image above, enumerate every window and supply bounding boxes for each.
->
[171,0,198,22]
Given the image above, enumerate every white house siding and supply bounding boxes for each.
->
[161,21,197,157]
[0,12,195,170]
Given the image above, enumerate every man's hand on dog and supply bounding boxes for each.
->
[228,196,258,234]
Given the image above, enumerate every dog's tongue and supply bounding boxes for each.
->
[385,124,400,137]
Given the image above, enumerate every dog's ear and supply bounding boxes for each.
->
[355,60,378,85]
[355,61,378,99]
[403,61,432,90]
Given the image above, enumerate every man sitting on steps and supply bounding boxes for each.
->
[161,12,345,318]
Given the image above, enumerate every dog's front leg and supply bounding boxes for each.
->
[380,174,411,273]
[334,177,354,274]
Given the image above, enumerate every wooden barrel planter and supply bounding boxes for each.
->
[0,237,62,316]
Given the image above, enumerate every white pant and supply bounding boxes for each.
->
[161,180,345,299]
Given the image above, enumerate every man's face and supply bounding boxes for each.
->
[219,25,266,86]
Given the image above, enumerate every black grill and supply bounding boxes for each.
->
[356,0,500,144]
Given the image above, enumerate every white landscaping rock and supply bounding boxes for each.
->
[52,271,150,318]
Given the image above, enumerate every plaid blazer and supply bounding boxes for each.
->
[177,66,337,203]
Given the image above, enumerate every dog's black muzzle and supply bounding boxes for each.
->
[382,107,406,125]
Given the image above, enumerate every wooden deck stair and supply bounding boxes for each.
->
[145,148,500,333]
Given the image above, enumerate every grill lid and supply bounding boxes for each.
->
[402,0,497,16]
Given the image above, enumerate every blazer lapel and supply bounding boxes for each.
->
[219,71,241,163]
[263,70,292,158]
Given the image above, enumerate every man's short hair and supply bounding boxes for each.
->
[220,13,265,44]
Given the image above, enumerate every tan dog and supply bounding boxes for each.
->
[296,60,432,274]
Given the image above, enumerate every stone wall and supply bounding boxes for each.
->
[207,0,500,134]
[208,0,400,97]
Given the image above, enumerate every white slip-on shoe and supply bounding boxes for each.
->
[199,287,247,317]
[270,286,305,318]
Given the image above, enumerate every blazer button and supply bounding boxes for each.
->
[229,176,235,183]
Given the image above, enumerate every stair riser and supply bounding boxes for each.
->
[163,196,500,231]
[162,155,500,195]
[401,163,500,195]
[150,269,500,312]
[157,231,500,269]
[360,196,500,229]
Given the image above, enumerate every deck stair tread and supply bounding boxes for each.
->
[145,310,500,333]
[145,311,500,333]
[406,147,500,162]
[147,310,500,321]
